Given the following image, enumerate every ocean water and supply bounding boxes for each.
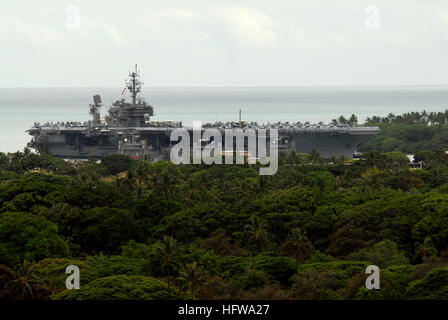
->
[0,86,447,153]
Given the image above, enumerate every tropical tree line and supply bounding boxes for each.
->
[1,146,448,299]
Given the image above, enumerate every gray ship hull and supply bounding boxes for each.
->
[29,126,377,160]
[287,131,372,158]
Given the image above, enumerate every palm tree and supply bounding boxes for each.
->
[232,178,258,205]
[279,228,313,273]
[338,115,348,125]
[415,236,438,263]
[348,114,358,126]
[309,149,324,165]
[432,150,448,167]
[421,110,429,124]
[245,216,271,250]
[155,235,180,288]
[178,262,205,299]
[361,165,383,191]
[152,164,181,198]
[364,150,386,168]
[119,169,136,194]
[133,161,151,199]
[428,112,437,125]
[5,261,42,300]
[387,112,396,122]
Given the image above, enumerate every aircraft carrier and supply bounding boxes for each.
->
[27,66,380,160]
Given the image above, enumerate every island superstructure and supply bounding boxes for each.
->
[27,66,380,160]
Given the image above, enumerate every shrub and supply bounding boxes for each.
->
[0,212,69,267]
[290,269,339,300]
[406,265,448,299]
[252,256,297,286]
[355,265,414,300]
[53,275,178,300]
[101,154,133,175]
[86,255,147,279]
[32,258,93,290]
[297,261,367,289]
[346,240,409,268]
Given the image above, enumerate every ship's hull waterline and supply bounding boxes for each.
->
[28,126,379,160]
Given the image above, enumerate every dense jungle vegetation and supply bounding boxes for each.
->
[1,139,448,300]
[358,110,448,153]
[3,110,448,300]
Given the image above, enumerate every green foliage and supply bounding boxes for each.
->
[1,260,52,299]
[0,152,8,168]
[240,269,270,289]
[413,203,448,251]
[0,173,70,213]
[358,265,414,300]
[414,150,435,163]
[2,147,448,300]
[224,255,296,286]
[0,212,69,267]
[347,240,409,268]
[305,171,336,190]
[307,251,331,263]
[2,149,64,174]
[65,183,132,209]
[335,194,427,253]
[101,154,134,175]
[86,255,147,279]
[39,205,143,254]
[257,186,319,213]
[326,225,368,258]
[245,216,272,250]
[290,269,339,299]
[297,261,367,289]
[359,120,448,154]
[382,137,403,152]
[252,256,297,286]
[180,247,221,276]
[120,240,153,259]
[385,151,410,166]
[200,233,250,257]
[32,258,93,289]
[74,207,143,254]
[53,275,178,300]
[177,261,206,298]
[406,265,448,299]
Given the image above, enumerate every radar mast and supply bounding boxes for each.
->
[126,64,143,105]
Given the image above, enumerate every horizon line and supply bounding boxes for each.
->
[1,84,448,89]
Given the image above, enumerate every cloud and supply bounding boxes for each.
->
[139,6,307,50]
[82,18,126,45]
[12,19,60,42]
[333,34,345,44]
[7,16,125,46]
[436,12,448,25]
[1,0,447,87]
[287,25,305,43]
[154,10,198,22]
[220,6,277,47]
[434,12,448,40]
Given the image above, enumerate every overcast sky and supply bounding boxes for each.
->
[1,0,448,87]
